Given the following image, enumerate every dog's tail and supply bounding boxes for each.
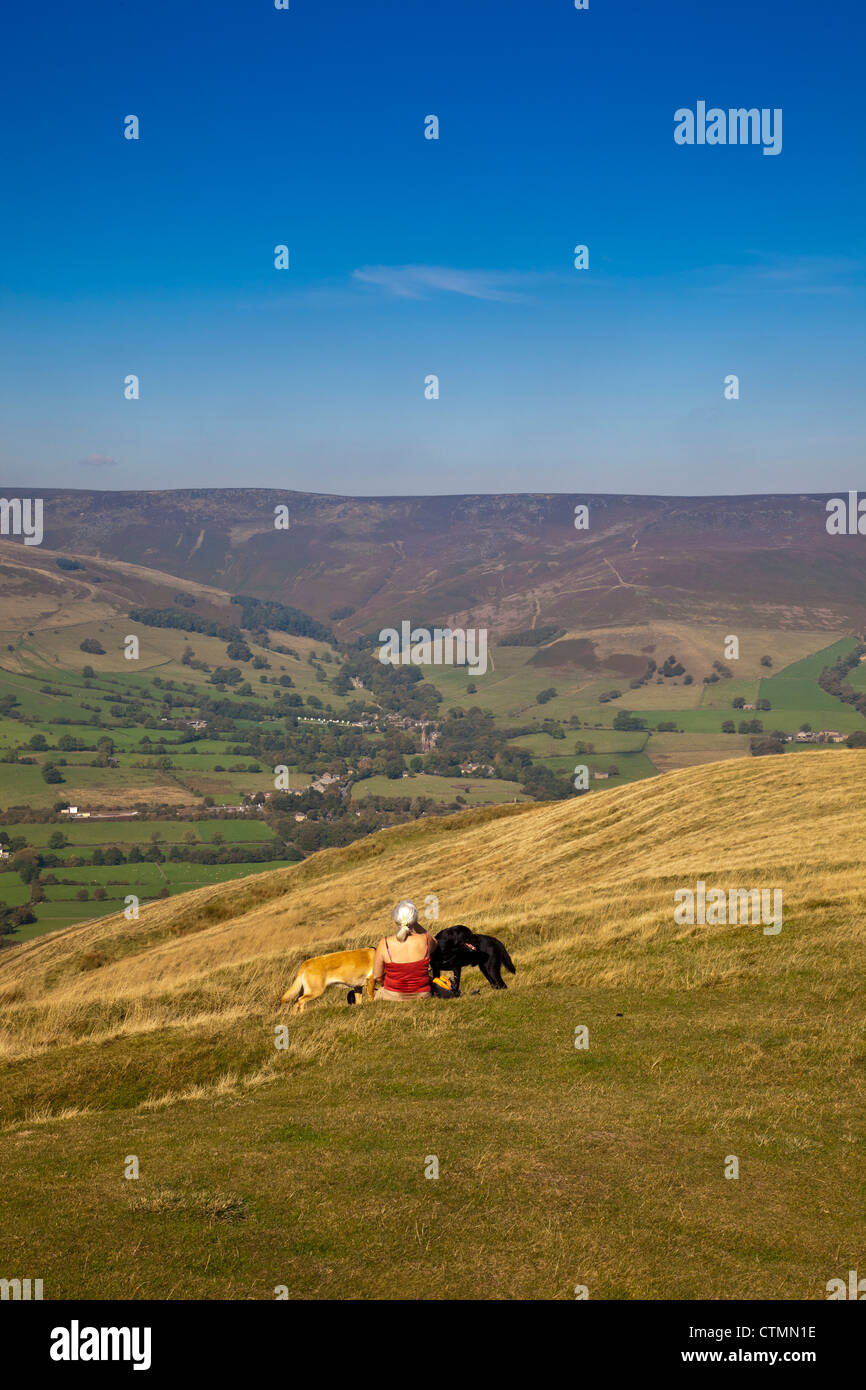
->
[500,945,517,975]
[280,967,306,1006]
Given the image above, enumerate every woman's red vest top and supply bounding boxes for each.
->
[383,936,431,994]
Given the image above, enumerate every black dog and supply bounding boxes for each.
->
[431,925,516,992]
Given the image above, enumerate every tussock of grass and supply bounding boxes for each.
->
[128,1187,248,1222]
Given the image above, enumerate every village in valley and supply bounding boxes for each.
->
[2,552,865,946]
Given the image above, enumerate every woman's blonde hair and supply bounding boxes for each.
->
[392,899,419,941]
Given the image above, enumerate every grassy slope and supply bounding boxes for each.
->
[0,754,864,1300]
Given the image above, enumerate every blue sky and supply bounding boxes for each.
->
[1,0,863,495]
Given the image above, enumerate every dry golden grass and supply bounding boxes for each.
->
[2,750,865,1059]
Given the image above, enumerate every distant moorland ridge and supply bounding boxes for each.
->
[2,488,865,636]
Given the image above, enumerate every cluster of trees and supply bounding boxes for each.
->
[0,902,36,936]
[128,606,246,642]
[339,651,441,720]
[208,666,247,689]
[818,643,866,718]
[613,710,646,731]
[229,595,334,644]
[225,640,254,663]
[286,812,398,853]
[704,660,734,685]
[180,645,209,672]
[264,789,412,853]
[25,733,117,758]
[244,717,371,777]
[428,708,501,770]
[629,658,657,690]
[539,719,566,739]
[520,764,575,800]
[750,736,785,756]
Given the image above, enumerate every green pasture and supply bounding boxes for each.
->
[772,637,860,680]
[351,773,528,805]
[2,858,297,942]
[6,818,274,848]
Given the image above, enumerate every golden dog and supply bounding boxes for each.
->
[281,948,376,1014]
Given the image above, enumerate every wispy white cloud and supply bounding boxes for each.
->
[696,252,864,296]
[749,254,863,294]
[78,454,118,468]
[352,264,533,302]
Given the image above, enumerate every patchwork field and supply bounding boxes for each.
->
[0,805,297,941]
[433,629,866,755]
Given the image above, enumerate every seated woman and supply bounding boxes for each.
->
[373,900,436,1000]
